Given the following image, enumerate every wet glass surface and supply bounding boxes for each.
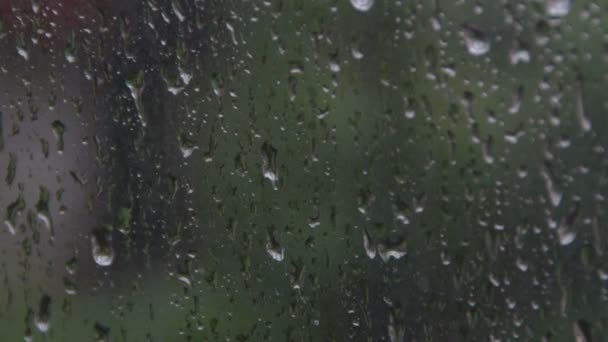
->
[0,0,606,340]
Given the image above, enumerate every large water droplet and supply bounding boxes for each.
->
[125,71,147,128]
[5,152,16,186]
[462,26,490,56]
[266,232,284,262]
[350,0,374,12]
[51,120,65,154]
[377,238,407,262]
[558,204,579,246]
[35,295,51,333]
[541,167,562,207]
[94,322,111,342]
[0,110,4,152]
[546,0,570,18]
[261,142,279,190]
[91,227,115,267]
[363,229,376,259]
[35,187,53,235]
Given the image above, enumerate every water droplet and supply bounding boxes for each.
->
[35,186,53,234]
[558,203,579,246]
[35,295,51,333]
[179,65,192,85]
[0,110,4,152]
[116,207,132,234]
[65,32,77,64]
[51,120,65,154]
[576,86,591,133]
[461,26,490,56]
[40,138,49,158]
[31,0,41,13]
[546,0,571,17]
[363,229,376,259]
[510,41,531,64]
[6,152,16,186]
[509,86,524,114]
[91,227,115,267]
[4,194,25,235]
[172,0,186,22]
[178,131,198,158]
[541,167,562,207]
[266,232,284,262]
[176,258,192,287]
[377,238,407,262]
[24,326,32,342]
[16,47,29,61]
[125,71,146,127]
[261,142,279,190]
[94,322,111,342]
[63,278,77,295]
[387,303,405,342]
[572,319,591,342]
[350,0,374,12]
[351,47,364,60]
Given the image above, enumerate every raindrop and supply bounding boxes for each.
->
[0,110,4,152]
[377,238,407,262]
[541,167,562,207]
[5,152,16,186]
[350,0,374,12]
[16,46,29,61]
[172,0,186,22]
[91,227,115,267]
[125,71,146,127]
[572,319,591,342]
[266,232,284,262]
[387,303,405,342]
[94,322,110,342]
[363,229,376,259]
[461,25,490,56]
[4,194,25,235]
[546,0,571,18]
[35,295,51,333]
[261,142,279,190]
[51,120,65,154]
[576,85,591,133]
[35,186,53,234]
[558,203,579,246]
[178,131,198,158]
